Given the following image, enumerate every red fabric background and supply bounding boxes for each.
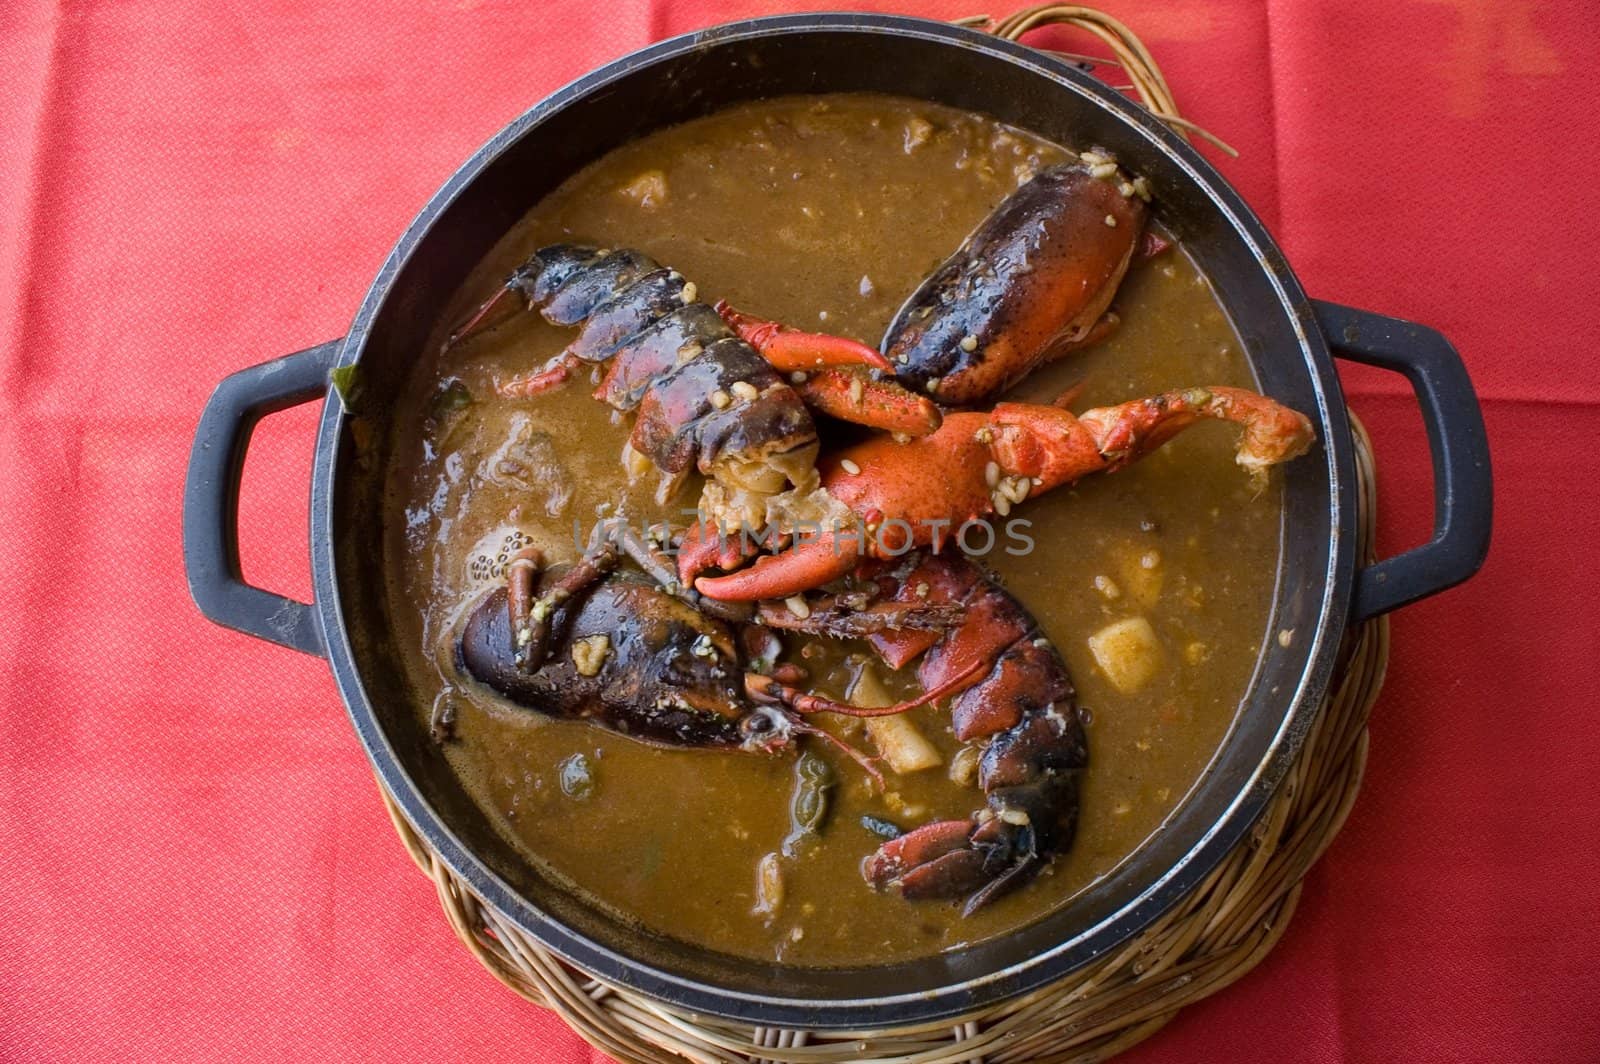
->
[2,1,1595,1061]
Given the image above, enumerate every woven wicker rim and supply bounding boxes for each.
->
[375,12,1389,1060]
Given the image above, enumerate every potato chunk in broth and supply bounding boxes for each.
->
[384,95,1281,966]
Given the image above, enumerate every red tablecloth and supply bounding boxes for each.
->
[2,1,1595,1061]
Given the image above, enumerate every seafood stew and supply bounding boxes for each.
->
[384,95,1303,966]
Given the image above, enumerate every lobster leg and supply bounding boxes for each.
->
[716,301,892,371]
[738,654,989,788]
[992,386,1316,490]
[498,353,581,399]
[504,546,545,666]
[508,539,622,672]
[755,597,965,637]
[736,689,886,784]
[716,303,940,434]
[745,657,986,720]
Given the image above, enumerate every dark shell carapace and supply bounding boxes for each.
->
[882,163,1145,404]
[457,572,751,748]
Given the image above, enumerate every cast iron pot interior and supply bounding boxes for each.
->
[184,14,1491,1028]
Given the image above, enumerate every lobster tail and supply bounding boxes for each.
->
[860,553,1087,913]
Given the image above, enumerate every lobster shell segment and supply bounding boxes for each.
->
[538,248,660,326]
[567,267,691,363]
[592,303,734,410]
[631,338,798,473]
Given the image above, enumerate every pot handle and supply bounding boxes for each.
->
[183,339,342,656]
[1313,300,1492,622]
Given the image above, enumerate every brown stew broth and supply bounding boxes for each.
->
[384,96,1280,965]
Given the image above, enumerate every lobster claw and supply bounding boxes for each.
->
[692,388,1313,604]
[691,529,864,601]
[792,367,942,437]
[881,161,1147,404]
[716,301,892,371]
[717,302,942,436]
[675,521,769,588]
[865,820,987,897]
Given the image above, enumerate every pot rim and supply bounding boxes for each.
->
[308,13,1355,1026]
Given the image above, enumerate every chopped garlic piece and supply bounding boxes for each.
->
[570,634,611,677]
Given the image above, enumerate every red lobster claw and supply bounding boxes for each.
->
[675,521,767,589]
[691,530,863,601]
[791,367,941,437]
[690,387,1314,604]
[716,301,892,371]
[715,302,942,436]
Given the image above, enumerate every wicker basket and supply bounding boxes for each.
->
[376,13,1390,1061]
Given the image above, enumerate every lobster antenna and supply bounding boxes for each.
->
[789,717,885,787]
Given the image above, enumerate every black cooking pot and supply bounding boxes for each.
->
[183,14,1491,1027]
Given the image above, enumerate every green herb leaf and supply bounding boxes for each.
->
[330,363,363,411]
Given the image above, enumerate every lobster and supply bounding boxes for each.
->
[453,527,1087,913]
[720,156,1154,408]
[444,245,942,531]
[681,387,1316,601]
